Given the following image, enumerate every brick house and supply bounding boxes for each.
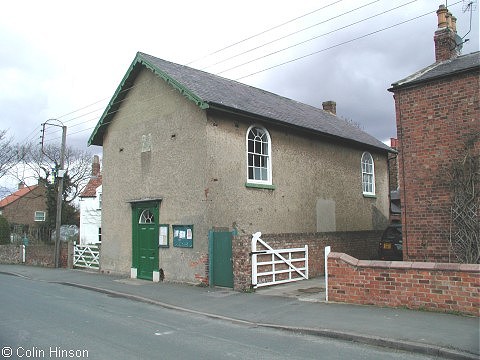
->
[389,5,480,262]
[89,52,394,283]
[0,182,48,241]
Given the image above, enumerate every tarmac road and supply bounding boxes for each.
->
[0,265,478,360]
[0,273,440,360]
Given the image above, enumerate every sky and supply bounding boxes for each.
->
[0,0,479,190]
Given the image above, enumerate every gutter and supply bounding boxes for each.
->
[207,103,394,154]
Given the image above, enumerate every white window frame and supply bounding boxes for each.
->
[246,125,272,185]
[34,211,46,222]
[361,152,375,196]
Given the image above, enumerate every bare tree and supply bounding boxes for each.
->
[22,143,93,204]
[0,130,27,183]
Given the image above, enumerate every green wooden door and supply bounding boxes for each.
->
[211,231,233,288]
[132,205,159,281]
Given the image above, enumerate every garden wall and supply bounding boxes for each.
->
[0,243,70,268]
[232,230,382,290]
[327,252,480,316]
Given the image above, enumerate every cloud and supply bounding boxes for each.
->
[0,0,478,159]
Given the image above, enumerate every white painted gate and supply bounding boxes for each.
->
[73,243,100,270]
[251,232,308,288]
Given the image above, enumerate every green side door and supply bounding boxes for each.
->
[211,230,233,288]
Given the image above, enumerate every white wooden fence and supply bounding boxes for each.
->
[73,243,100,270]
[251,232,308,288]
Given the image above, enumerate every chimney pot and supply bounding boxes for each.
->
[322,101,336,115]
[436,5,448,28]
[446,11,453,29]
[390,138,398,149]
[451,15,457,33]
[434,6,458,62]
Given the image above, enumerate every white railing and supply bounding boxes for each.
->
[251,232,308,288]
[73,243,100,270]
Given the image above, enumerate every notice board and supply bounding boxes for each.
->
[172,225,193,248]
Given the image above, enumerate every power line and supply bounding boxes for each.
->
[24,1,468,146]
[46,1,417,136]
[186,0,346,66]
[216,0,418,76]
[202,0,382,71]
[44,7,446,142]
[56,96,110,120]
[234,3,463,80]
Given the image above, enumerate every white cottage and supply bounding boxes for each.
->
[79,156,102,245]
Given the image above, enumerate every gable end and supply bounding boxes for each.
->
[88,52,209,146]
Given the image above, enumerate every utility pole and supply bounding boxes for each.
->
[41,120,67,268]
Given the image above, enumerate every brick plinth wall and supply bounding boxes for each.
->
[0,243,69,268]
[232,230,382,291]
[328,252,480,316]
[0,245,23,264]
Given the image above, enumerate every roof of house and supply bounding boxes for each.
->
[79,176,102,198]
[88,52,392,152]
[389,51,480,90]
[0,185,39,208]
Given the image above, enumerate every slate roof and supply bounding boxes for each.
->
[89,52,392,152]
[0,185,39,208]
[389,51,480,90]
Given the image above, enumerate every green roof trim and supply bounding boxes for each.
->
[139,56,209,110]
[88,52,209,146]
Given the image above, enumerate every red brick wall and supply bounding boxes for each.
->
[393,69,480,262]
[233,231,382,290]
[328,252,480,316]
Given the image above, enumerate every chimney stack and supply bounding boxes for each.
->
[18,182,25,190]
[322,101,336,115]
[92,155,100,177]
[434,5,459,62]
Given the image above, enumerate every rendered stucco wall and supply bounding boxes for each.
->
[100,68,209,281]
[204,112,390,235]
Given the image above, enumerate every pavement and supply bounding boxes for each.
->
[0,264,478,360]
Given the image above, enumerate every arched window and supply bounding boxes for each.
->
[139,209,155,224]
[361,152,375,195]
[246,125,272,185]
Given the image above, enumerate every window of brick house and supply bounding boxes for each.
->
[361,152,375,196]
[34,211,46,222]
